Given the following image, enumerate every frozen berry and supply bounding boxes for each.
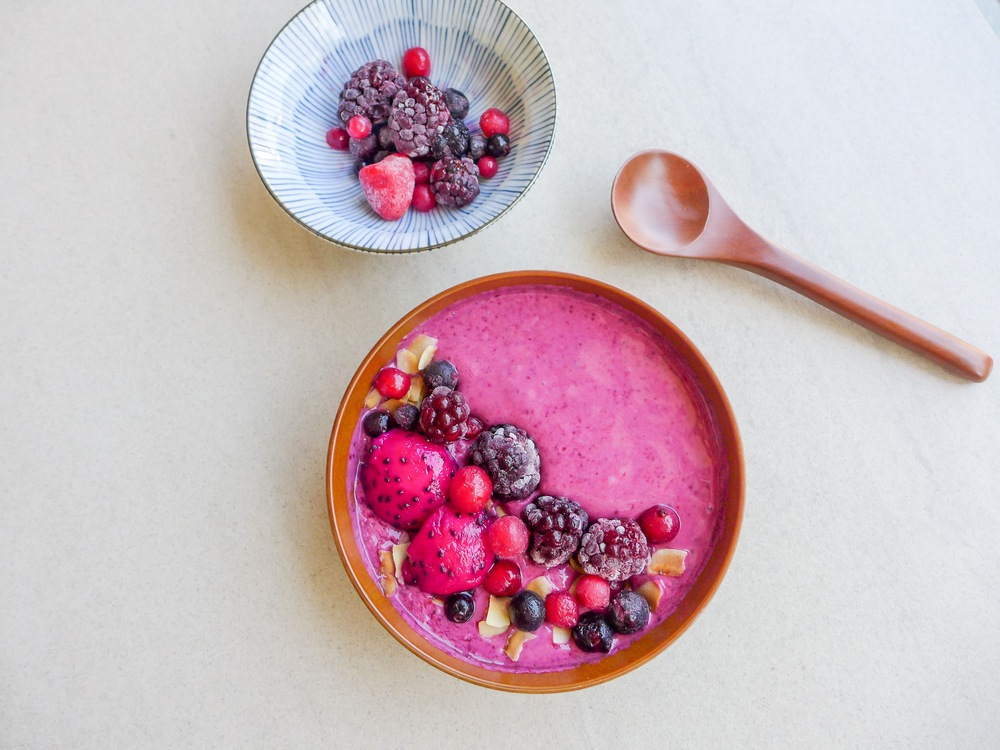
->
[391,403,419,430]
[464,416,485,439]
[522,496,588,566]
[487,133,511,158]
[483,560,521,596]
[429,121,471,160]
[443,88,470,119]
[372,149,392,163]
[444,592,475,623]
[468,134,488,161]
[350,132,377,162]
[419,386,470,442]
[638,504,680,544]
[388,77,452,158]
[573,574,611,610]
[412,161,431,184]
[411,183,436,212]
[402,47,431,78]
[471,425,541,501]
[577,518,651,582]
[430,156,480,208]
[508,590,545,631]
[358,155,415,221]
[572,612,614,653]
[338,60,405,125]
[362,409,391,438]
[352,159,367,175]
[545,591,579,628]
[479,108,510,138]
[449,465,492,513]
[377,125,395,151]
[347,115,372,140]
[373,367,411,399]
[607,590,650,634]
[486,515,530,558]
[326,127,349,150]
[422,359,458,390]
[477,156,498,179]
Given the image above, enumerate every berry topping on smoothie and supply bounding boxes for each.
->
[606,590,651,635]
[509,590,545,632]
[577,518,651,582]
[572,612,614,653]
[485,515,530,558]
[448,465,492,514]
[470,425,541,501]
[573,574,611,611]
[422,359,459,390]
[523,496,588,567]
[445,592,475,623]
[545,592,580,628]
[483,560,522,597]
[419,386,471,443]
[638,504,681,544]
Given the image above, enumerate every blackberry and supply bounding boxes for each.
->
[429,121,471,160]
[522,496,588,567]
[391,404,419,430]
[349,133,378,162]
[337,60,406,126]
[508,590,545,632]
[607,590,650,635]
[387,77,452,158]
[572,612,614,653]
[422,359,459,390]
[442,88,470,119]
[487,133,511,158]
[468,134,488,161]
[430,156,480,208]
[577,518,650,582]
[470,424,541,500]
[362,409,391,438]
[419,386,470,443]
[444,592,475,623]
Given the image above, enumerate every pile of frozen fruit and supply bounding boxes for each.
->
[325,47,514,220]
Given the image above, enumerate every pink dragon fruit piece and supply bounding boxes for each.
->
[359,429,457,531]
[402,505,490,596]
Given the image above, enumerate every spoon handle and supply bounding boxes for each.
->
[734,240,993,382]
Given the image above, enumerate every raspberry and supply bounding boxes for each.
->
[412,161,431,185]
[577,518,651,582]
[545,591,579,628]
[483,560,521,596]
[429,121,471,160]
[477,156,498,179]
[638,504,680,544]
[573,574,610,610]
[419,386,470,443]
[347,115,372,140]
[358,155,415,221]
[449,465,492,513]
[338,60,406,126]
[402,47,431,78]
[607,590,650,634]
[572,612,614,653]
[485,515,530,558]
[442,88,469,119]
[373,367,410,398]
[326,127,349,150]
[470,424,541,501]
[411,184,436,212]
[522,496,588,567]
[387,77,451,158]
[479,108,510,138]
[429,156,480,208]
[422,359,458,390]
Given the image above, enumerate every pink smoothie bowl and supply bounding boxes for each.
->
[326,271,745,692]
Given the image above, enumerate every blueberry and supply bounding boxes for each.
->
[572,612,615,653]
[445,592,475,623]
[392,404,419,430]
[606,590,650,634]
[422,359,459,390]
[508,590,545,632]
[443,88,470,120]
[468,134,488,161]
[352,159,367,175]
[487,133,510,158]
[362,409,391,438]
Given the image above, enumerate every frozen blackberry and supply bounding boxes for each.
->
[387,77,452,158]
[391,403,419,430]
[429,121,471,160]
[468,134,488,161]
[337,60,406,126]
[470,424,540,500]
[442,88,470,119]
[430,156,480,208]
[422,359,458,390]
[419,386,470,443]
[349,133,377,162]
[487,133,511,158]
[572,612,614,653]
[522,496,588,567]
[577,518,650,582]
[607,590,650,635]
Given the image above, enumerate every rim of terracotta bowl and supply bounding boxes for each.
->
[326,271,745,692]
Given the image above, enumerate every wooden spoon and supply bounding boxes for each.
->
[611,150,992,382]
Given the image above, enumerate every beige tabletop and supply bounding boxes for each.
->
[3,0,999,747]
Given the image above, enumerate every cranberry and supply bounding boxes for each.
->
[485,515,530,558]
[477,156,498,179]
[412,161,431,185]
[638,504,680,544]
[411,183,436,212]
[347,115,372,140]
[448,465,492,514]
[573,574,611,610]
[326,127,350,150]
[545,591,580,628]
[479,108,510,138]
[373,367,410,399]
[402,47,431,78]
[483,560,521,597]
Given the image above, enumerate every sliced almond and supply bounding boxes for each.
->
[378,550,397,596]
[364,388,380,409]
[405,374,426,405]
[504,630,537,662]
[396,349,419,375]
[485,595,512,629]
[417,344,438,371]
[648,548,688,577]
[494,504,507,518]
[391,542,410,581]
[406,334,438,357]
[569,557,584,574]
[636,581,664,611]
[478,620,509,638]
[552,626,572,645]
[526,577,553,599]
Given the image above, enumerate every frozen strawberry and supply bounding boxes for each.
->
[358,155,415,221]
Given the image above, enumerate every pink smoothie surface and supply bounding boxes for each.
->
[346,284,730,673]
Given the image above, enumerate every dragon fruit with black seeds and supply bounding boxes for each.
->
[401,505,490,596]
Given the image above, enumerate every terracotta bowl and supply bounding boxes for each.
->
[326,271,744,692]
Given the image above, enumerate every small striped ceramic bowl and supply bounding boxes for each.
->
[247,0,556,253]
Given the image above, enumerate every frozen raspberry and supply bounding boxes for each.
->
[464,416,485,439]
[338,60,406,126]
[349,132,377,162]
[358,155,415,221]
[470,424,541,501]
[387,77,452,158]
[373,366,410,398]
[487,133,511,158]
[522,496,588,567]
[577,518,651,582]
[468,134,488,161]
[449,465,492,514]
[411,183,436,212]
[422,359,458,390]
[572,612,614,653]
[429,121,471,160]
[483,560,521,596]
[419,386,470,443]
[326,127,349,150]
[402,47,431,78]
[573,575,611,610]
[479,108,510,138]
[442,88,470,119]
[347,115,372,140]
[638,504,680,543]
[430,156,480,208]
[485,515,530,558]
[412,161,431,184]
[607,590,650,634]
[477,156,498,179]
[545,591,579,628]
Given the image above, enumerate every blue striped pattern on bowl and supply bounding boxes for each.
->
[247,0,556,253]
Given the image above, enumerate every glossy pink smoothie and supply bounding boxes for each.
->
[347,285,729,672]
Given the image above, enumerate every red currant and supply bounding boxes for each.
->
[448,465,492,513]
[483,560,521,596]
[573,575,611,610]
[485,515,529,558]
[477,156,498,179]
[411,183,436,212]
[326,127,350,150]
[402,47,431,78]
[637,504,680,544]
[545,591,579,628]
[373,367,410,399]
[347,115,372,140]
[479,108,510,138]
[412,161,431,185]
